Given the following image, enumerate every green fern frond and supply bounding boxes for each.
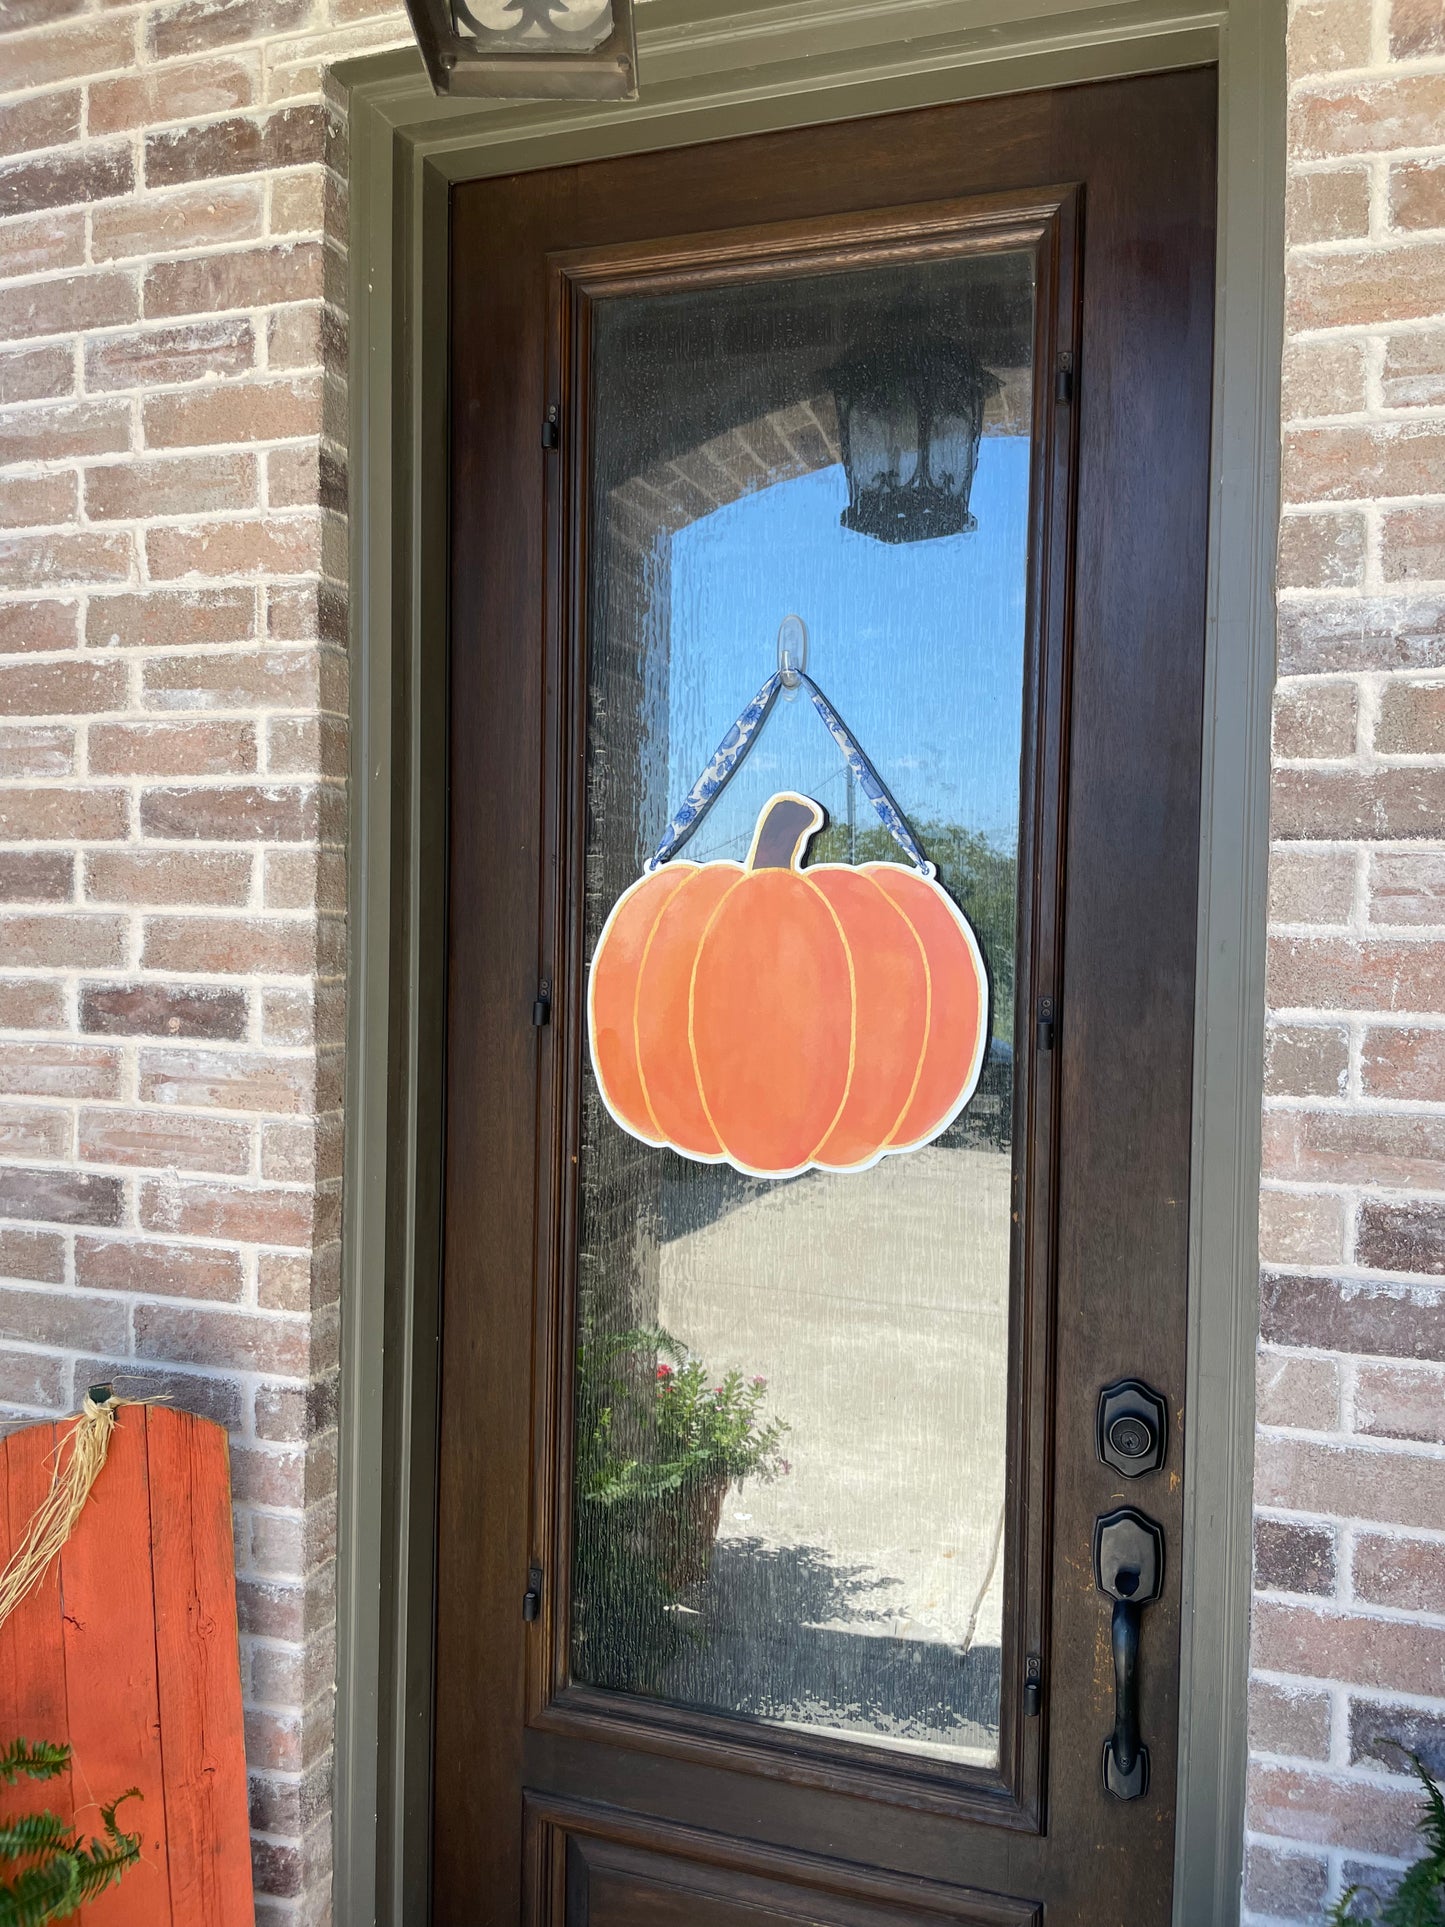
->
[67,1790,141,1907]
[0,1814,72,1860]
[0,1857,81,1927]
[0,1744,68,1791]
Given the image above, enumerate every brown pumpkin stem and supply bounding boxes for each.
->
[748,794,825,872]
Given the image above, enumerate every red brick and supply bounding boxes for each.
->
[1361,1023,1445,1100]
[0,1227,65,1284]
[0,1284,128,1353]
[87,55,259,135]
[1247,1763,1421,1858]
[75,1235,244,1304]
[142,648,326,713]
[0,1043,119,1100]
[0,472,77,530]
[265,304,326,373]
[1291,0,1375,70]
[1277,514,1367,593]
[1261,1269,1445,1359]
[86,587,255,651]
[0,146,132,222]
[1257,1348,1342,1427]
[269,171,327,237]
[0,659,126,716]
[1282,338,1369,422]
[84,850,252,908]
[256,1248,330,1313]
[252,1378,335,1445]
[0,601,76,656]
[0,209,85,280]
[0,16,131,85]
[140,783,323,843]
[92,188,264,267]
[146,515,322,582]
[1289,243,1445,331]
[80,982,246,1042]
[0,400,130,465]
[1392,0,1445,56]
[0,915,126,968]
[1389,157,1445,234]
[142,377,321,450]
[1353,1532,1445,1613]
[0,271,137,346]
[1279,595,1445,675]
[91,720,256,778]
[0,1105,71,1160]
[0,725,72,778]
[1292,73,1445,158]
[1273,769,1445,843]
[1255,1517,1337,1595]
[0,1166,122,1227]
[0,790,128,843]
[1377,681,1445,753]
[84,318,255,393]
[132,1302,312,1379]
[265,850,345,913]
[1354,1363,1445,1445]
[87,456,258,527]
[0,983,67,1032]
[147,0,313,60]
[0,1350,68,1410]
[144,245,323,322]
[1269,847,1357,926]
[1244,1843,1329,1922]
[79,1106,251,1177]
[1256,1434,1445,1529]
[0,344,74,407]
[1357,1199,1445,1278]
[1264,1023,1350,1096]
[1267,936,1445,1011]
[1383,334,1445,411]
[268,580,344,645]
[1254,1596,1445,1697]
[137,1048,314,1115]
[146,106,328,190]
[1249,1679,1332,1760]
[0,92,82,159]
[1286,167,1371,246]
[1273,679,1358,758]
[266,716,346,779]
[138,1179,319,1252]
[0,530,133,592]
[263,1118,339,1184]
[1380,506,1445,586]
[1370,853,1445,927]
[142,915,327,976]
[1285,420,1445,505]
[0,854,72,903]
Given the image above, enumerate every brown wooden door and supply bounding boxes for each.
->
[439,69,1216,1927]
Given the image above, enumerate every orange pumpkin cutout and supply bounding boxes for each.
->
[588,791,990,1179]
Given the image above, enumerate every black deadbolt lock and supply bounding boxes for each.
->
[1097,1379,1167,1478]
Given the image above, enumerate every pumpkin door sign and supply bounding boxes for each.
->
[587,659,990,1180]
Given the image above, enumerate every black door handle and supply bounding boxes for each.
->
[1094,1507,1163,1800]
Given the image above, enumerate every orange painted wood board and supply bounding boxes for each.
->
[0,1406,254,1927]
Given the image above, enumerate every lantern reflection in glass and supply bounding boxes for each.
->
[831,339,998,546]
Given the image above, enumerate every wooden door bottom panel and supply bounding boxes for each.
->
[525,1797,1043,1927]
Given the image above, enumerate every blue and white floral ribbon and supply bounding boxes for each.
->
[648,671,933,876]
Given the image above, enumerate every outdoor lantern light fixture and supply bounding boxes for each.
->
[830,339,998,545]
[403,0,638,98]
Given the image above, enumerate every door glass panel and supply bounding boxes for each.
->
[571,249,1035,1767]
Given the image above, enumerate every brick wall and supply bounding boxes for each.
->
[0,3,409,1921]
[1247,0,1445,1917]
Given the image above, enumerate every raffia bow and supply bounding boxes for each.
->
[0,1386,136,1636]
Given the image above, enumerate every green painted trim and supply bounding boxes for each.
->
[337,3,1281,1920]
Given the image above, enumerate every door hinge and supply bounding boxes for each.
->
[523,1565,543,1622]
[1036,996,1056,1053]
[532,981,552,1027]
[1023,1653,1043,1718]
[1054,352,1074,405]
[542,403,560,449]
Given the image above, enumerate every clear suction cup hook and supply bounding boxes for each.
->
[777,614,808,697]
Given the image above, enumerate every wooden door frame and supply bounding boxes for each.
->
[333,4,1284,1923]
